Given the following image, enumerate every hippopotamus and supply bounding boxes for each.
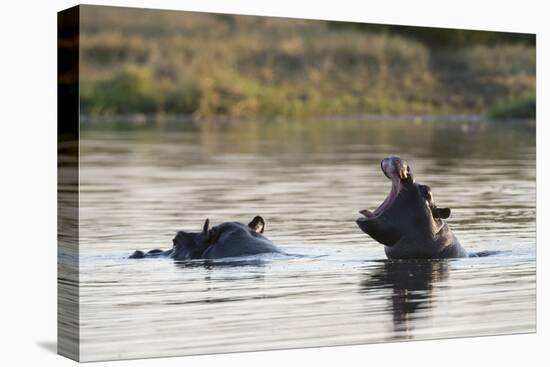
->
[356,156,467,259]
[129,216,284,260]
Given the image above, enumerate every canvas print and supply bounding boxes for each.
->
[58,5,536,362]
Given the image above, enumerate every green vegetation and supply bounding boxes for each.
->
[488,95,536,119]
[79,5,535,119]
[327,22,535,48]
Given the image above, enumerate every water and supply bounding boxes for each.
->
[76,118,535,362]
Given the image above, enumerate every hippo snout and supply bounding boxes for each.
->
[381,156,413,182]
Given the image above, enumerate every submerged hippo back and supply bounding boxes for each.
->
[201,221,283,259]
[130,216,283,260]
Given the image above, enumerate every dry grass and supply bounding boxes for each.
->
[78,5,536,118]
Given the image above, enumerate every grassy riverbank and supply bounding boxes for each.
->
[79,6,536,119]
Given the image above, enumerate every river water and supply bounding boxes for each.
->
[76,118,535,361]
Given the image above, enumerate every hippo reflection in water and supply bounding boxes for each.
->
[129,216,284,260]
[356,156,467,259]
[361,260,449,338]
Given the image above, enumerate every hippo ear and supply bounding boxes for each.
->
[202,218,220,244]
[202,218,210,235]
[434,207,451,219]
[248,216,265,234]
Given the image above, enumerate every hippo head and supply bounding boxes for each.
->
[172,216,266,260]
[356,156,452,251]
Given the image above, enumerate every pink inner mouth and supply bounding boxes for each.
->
[359,177,401,220]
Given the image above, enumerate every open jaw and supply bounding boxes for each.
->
[357,177,402,222]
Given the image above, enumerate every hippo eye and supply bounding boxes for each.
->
[206,228,220,244]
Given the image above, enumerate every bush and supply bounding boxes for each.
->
[81,65,158,114]
[163,81,201,114]
[488,96,536,119]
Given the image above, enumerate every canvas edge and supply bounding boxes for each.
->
[57,4,81,362]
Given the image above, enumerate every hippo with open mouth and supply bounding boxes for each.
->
[356,156,467,259]
[129,216,284,260]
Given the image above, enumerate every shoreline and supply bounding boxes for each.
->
[80,112,536,127]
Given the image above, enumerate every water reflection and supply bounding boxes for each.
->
[80,118,535,166]
[361,260,449,339]
[173,258,270,269]
[77,118,535,361]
